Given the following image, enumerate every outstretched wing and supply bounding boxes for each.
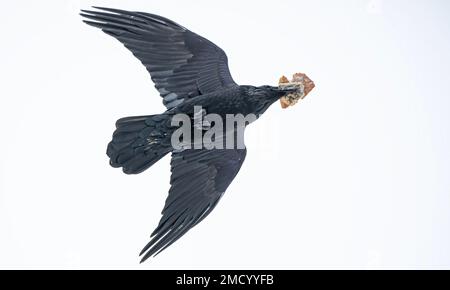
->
[81,7,238,109]
[140,149,246,262]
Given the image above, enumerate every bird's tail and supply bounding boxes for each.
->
[107,114,172,174]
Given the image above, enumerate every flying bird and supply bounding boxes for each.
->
[80,7,314,263]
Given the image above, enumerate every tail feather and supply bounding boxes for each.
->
[107,114,172,174]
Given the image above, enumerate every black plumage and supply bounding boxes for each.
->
[81,7,301,262]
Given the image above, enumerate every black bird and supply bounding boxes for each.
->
[81,7,314,262]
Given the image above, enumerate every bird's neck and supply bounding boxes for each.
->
[246,87,281,116]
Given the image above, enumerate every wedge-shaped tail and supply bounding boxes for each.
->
[107,114,172,174]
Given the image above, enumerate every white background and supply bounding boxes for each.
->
[0,0,449,269]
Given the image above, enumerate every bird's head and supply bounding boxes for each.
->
[248,72,315,115]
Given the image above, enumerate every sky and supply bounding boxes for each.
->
[0,0,449,269]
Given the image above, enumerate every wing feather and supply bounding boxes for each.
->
[139,149,246,262]
[81,7,238,109]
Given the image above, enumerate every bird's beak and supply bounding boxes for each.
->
[277,85,299,109]
[278,84,299,92]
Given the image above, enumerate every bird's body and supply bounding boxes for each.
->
[81,7,314,262]
[172,86,282,118]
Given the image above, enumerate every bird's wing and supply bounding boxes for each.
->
[81,7,238,109]
[140,148,246,262]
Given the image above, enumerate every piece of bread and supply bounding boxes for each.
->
[278,72,315,108]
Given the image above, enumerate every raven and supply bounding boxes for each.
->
[81,7,314,262]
